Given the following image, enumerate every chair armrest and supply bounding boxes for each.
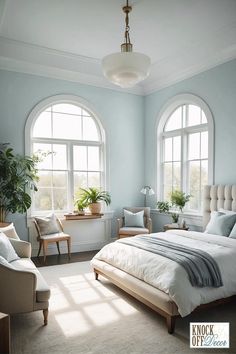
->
[146,217,152,233]
[9,238,32,258]
[0,265,36,313]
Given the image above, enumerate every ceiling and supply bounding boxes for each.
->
[0,0,236,95]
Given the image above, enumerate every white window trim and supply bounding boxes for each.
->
[156,93,214,214]
[25,94,108,216]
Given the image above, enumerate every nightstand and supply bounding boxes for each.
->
[163,223,189,232]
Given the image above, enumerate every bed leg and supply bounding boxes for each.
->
[94,270,98,280]
[166,315,175,334]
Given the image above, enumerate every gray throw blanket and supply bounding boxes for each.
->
[118,236,223,288]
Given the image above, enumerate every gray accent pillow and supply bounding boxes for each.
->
[229,223,236,239]
[34,214,60,236]
[124,210,144,228]
[0,232,20,262]
[205,211,236,236]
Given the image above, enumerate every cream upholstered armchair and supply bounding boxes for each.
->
[0,224,50,325]
[117,207,152,238]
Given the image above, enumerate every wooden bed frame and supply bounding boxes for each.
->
[92,185,236,334]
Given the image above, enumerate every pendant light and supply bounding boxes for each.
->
[102,0,151,88]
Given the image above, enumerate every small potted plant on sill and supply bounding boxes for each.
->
[74,199,87,215]
[170,190,191,213]
[156,201,179,224]
[157,189,191,224]
[77,187,111,214]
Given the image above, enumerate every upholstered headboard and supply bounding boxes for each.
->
[203,185,236,229]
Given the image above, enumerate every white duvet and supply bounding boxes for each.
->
[92,230,236,316]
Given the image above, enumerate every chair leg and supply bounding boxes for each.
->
[43,309,48,325]
[43,241,47,263]
[37,241,42,257]
[67,238,71,259]
[56,241,60,255]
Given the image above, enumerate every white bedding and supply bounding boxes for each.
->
[92,230,236,317]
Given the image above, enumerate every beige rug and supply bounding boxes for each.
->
[11,261,236,354]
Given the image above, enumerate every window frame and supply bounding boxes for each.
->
[25,94,107,216]
[157,94,214,214]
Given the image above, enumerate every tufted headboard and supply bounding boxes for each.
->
[203,185,236,229]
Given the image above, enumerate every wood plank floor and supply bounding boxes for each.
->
[31,250,99,267]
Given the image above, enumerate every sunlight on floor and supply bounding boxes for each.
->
[111,298,138,316]
[84,303,120,326]
[55,311,91,337]
[71,288,101,304]
[47,270,139,338]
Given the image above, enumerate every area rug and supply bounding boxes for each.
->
[11,261,236,354]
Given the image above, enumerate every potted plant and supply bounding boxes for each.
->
[170,189,191,213]
[0,144,39,223]
[77,187,111,214]
[157,189,191,224]
[74,199,87,215]
[156,201,179,223]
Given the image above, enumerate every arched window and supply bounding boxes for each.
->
[157,94,214,213]
[25,95,106,214]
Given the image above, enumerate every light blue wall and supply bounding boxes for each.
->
[1,59,236,238]
[144,59,236,231]
[0,70,145,240]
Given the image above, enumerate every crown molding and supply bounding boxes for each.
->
[0,33,235,97]
[0,37,144,95]
[144,46,236,95]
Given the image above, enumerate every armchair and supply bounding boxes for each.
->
[0,236,50,325]
[117,207,152,238]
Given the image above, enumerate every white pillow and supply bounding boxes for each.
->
[0,223,19,239]
[205,211,236,236]
[124,210,144,228]
[0,232,20,262]
[34,214,60,235]
[0,255,15,269]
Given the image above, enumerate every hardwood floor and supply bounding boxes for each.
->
[31,250,99,267]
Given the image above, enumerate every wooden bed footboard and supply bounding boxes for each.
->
[94,268,178,334]
[94,268,236,335]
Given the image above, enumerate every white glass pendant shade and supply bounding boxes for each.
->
[102,52,151,88]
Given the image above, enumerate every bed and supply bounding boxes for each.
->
[91,185,236,333]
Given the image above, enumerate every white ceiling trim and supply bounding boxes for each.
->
[0,34,236,96]
[0,36,144,95]
[144,45,236,95]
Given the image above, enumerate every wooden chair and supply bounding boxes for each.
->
[34,216,71,262]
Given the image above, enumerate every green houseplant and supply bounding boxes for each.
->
[0,144,39,222]
[156,201,179,223]
[170,190,191,213]
[77,187,111,214]
[157,189,191,224]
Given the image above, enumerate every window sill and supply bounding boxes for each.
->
[151,209,203,228]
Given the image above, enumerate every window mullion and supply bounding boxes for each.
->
[68,142,74,212]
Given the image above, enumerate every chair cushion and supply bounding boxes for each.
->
[124,210,144,227]
[34,214,60,236]
[0,223,20,239]
[0,232,20,262]
[40,232,70,240]
[119,227,149,235]
[11,258,50,302]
